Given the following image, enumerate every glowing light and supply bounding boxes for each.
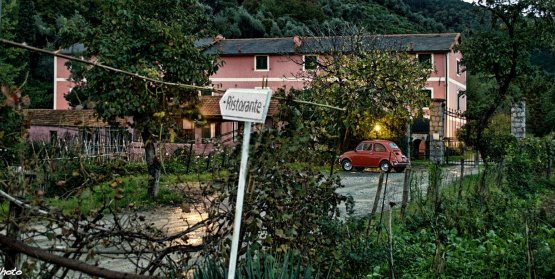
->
[374,124,382,132]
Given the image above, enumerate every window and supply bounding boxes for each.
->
[201,125,211,139]
[356,143,372,151]
[421,89,433,119]
[374,143,386,152]
[422,89,432,99]
[456,59,462,76]
[255,55,269,71]
[213,122,221,137]
[201,90,213,96]
[181,120,195,142]
[303,55,318,70]
[417,53,433,68]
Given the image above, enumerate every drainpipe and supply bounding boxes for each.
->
[445,52,449,138]
[53,55,58,109]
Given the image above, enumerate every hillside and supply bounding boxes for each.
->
[203,0,482,38]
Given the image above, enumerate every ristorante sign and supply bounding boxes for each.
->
[219,88,272,123]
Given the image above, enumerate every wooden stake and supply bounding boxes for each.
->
[400,167,411,220]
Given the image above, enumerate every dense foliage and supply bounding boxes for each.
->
[458,0,555,160]
[62,0,219,197]
[2,0,555,278]
[298,34,430,151]
[203,0,481,38]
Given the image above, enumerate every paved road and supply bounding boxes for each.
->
[336,165,479,216]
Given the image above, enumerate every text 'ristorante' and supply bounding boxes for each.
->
[224,96,263,114]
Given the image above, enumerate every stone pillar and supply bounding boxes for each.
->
[511,101,526,140]
[429,99,445,164]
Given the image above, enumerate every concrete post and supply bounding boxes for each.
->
[429,99,445,164]
[511,101,526,140]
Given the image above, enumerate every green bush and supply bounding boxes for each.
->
[505,135,555,196]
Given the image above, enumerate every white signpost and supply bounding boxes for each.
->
[219,88,272,279]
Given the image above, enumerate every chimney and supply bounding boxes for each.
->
[293,35,302,48]
[214,34,225,43]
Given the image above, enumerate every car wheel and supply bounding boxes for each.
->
[341,159,353,171]
[379,160,391,173]
[355,167,365,172]
[394,167,406,173]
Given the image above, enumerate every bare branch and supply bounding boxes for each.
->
[0,234,161,279]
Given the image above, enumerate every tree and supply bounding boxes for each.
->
[522,70,555,136]
[64,0,219,197]
[296,28,430,153]
[458,0,554,161]
[0,0,23,85]
[0,0,28,164]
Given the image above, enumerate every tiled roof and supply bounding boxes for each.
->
[199,33,461,55]
[24,109,125,127]
[199,96,279,119]
[24,96,279,126]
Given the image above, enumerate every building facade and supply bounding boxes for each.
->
[47,33,466,157]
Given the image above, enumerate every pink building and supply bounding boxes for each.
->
[200,33,466,150]
[201,34,466,113]
[46,33,466,156]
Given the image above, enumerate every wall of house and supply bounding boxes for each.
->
[54,56,73,110]
[210,55,307,92]
[447,50,466,112]
[51,39,468,152]
[28,126,79,143]
[422,53,447,100]
[431,53,446,78]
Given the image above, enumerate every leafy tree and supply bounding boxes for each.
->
[523,70,555,136]
[63,0,219,197]
[260,0,324,23]
[299,30,430,152]
[214,7,266,38]
[458,0,554,161]
[0,0,23,85]
[405,0,484,32]
[0,0,28,164]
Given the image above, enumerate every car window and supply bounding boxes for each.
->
[374,143,386,152]
[356,143,372,151]
[389,142,399,149]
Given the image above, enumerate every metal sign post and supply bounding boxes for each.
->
[219,88,272,279]
[227,120,251,279]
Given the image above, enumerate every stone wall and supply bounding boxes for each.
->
[511,101,526,140]
[429,99,445,164]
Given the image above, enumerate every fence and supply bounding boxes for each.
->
[28,127,131,163]
[442,108,481,165]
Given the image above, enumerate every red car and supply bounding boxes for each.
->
[339,140,409,172]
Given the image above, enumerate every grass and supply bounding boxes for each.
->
[0,169,230,219]
[46,170,228,215]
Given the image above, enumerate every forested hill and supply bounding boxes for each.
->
[203,0,482,38]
